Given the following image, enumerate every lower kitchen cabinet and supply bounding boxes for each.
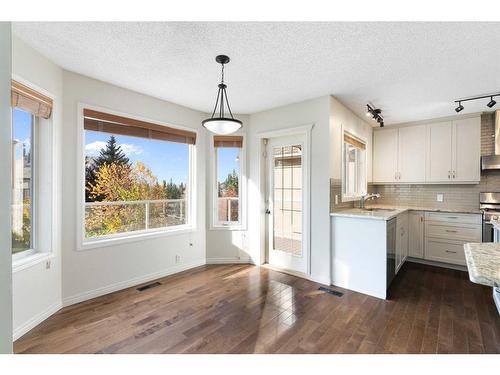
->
[396,212,409,273]
[424,212,482,266]
[408,211,424,258]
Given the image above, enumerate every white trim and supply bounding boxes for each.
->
[79,227,195,251]
[206,257,253,264]
[209,132,247,231]
[13,300,62,341]
[375,111,483,130]
[76,102,198,251]
[257,124,313,277]
[12,252,55,273]
[62,258,206,307]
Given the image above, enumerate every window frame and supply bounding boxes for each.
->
[341,130,367,202]
[210,133,247,231]
[11,108,37,261]
[77,104,198,250]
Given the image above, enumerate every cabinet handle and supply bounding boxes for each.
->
[447,216,458,219]
[452,171,456,179]
[445,250,457,254]
[445,230,457,233]
[448,171,451,179]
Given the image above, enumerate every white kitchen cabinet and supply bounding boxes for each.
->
[426,118,480,183]
[396,212,409,273]
[408,211,424,259]
[426,121,454,182]
[373,129,398,183]
[453,117,481,182]
[398,125,427,182]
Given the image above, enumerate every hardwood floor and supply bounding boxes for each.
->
[14,262,500,354]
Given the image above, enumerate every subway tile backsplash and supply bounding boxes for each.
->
[331,113,500,213]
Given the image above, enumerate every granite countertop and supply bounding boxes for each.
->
[330,204,482,221]
[463,243,500,287]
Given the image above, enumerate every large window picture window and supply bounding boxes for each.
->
[83,109,196,240]
[213,135,243,227]
[11,108,34,254]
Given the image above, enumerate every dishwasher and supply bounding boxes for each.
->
[386,218,396,289]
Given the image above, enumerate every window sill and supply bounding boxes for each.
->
[209,225,247,231]
[12,252,54,273]
[79,226,196,251]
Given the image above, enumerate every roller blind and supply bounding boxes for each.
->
[344,133,366,150]
[213,135,243,148]
[83,109,197,145]
[11,80,53,119]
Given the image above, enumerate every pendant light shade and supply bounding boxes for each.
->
[202,55,242,135]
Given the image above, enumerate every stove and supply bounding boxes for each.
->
[480,192,500,242]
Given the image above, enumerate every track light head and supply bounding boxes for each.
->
[380,121,384,127]
[487,97,497,108]
[455,102,464,113]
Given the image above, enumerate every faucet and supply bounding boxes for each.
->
[360,193,381,209]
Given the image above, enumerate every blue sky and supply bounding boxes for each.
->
[85,131,240,185]
[12,108,32,158]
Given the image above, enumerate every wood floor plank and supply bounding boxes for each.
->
[13,262,500,354]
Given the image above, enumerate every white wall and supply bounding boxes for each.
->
[11,36,63,340]
[61,71,208,305]
[0,22,13,354]
[205,115,252,264]
[248,96,331,284]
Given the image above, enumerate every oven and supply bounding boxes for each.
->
[480,192,500,243]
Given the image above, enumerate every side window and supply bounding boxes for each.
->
[342,132,367,201]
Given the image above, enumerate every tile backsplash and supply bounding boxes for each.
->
[331,112,500,212]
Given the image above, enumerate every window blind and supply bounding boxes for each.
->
[83,109,197,145]
[11,80,53,119]
[213,135,243,148]
[343,133,366,150]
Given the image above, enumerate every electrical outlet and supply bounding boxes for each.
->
[175,254,181,264]
[437,193,444,202]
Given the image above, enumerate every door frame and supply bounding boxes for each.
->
[256,124,313,277]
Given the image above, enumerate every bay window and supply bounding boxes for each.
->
[83,109,196,243]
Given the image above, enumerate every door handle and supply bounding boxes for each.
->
[265,209,271,215]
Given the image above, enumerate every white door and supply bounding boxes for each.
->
[427,121,453,182]
[398,125,426,182]
[453,117,481,182]
[266,134,307,274]
[373,129,398,183]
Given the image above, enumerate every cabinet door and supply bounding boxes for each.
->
[408,211,424,258]
[398,125,426,182]
[453,117,480,182]
[373,129,398,183]
[396,212,409,273]
[427,122,453,182]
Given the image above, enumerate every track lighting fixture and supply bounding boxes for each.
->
[454,92,500,113]
[366,104,384,127]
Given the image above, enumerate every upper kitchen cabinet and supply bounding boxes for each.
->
[398,125,427,182]
[372,125,426,183]
[373,128,398,183]
[426,121,454,182]
[373,116,480,184]
[427,117,480,183]
[453,117,481,182]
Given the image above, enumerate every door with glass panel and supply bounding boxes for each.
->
[266,134,307,274]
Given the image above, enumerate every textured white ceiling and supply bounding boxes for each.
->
[12,22,500,124]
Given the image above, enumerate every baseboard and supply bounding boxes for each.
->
[406,257,467,272]
[206,257,253,264]
[13,300,62,341]
[62,258,206,307]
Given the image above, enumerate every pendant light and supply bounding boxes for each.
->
[202,55,242,135]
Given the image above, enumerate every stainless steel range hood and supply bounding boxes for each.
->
[481,110,500,170]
